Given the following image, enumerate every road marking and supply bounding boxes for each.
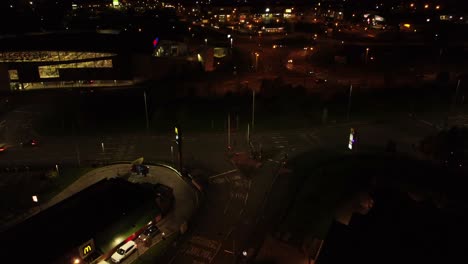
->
[230,174,241,181]
[224,195,233,215]
[209,169,237,179]
[209,177,226,184]
[209,241,223,264]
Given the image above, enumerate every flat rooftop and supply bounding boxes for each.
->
[0,177,159,263]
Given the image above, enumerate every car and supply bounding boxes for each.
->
[138,224,161,242]
[111,240,137,263]
[21,139,38,147]
[131,164,149,176]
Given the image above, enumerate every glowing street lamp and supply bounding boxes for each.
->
[32,195,42,212]
[365,48,370,64]
[255,52,259,71]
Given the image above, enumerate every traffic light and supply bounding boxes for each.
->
[174,125,183,171]
[175,126,181,145]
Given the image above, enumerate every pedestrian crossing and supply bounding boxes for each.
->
[174,235,222,264]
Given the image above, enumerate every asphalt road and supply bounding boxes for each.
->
[0,101,442,264]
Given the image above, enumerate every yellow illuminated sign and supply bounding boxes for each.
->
[175,127,178,135]
[79,239,95,259]
[83,245,92,255]
[403,24,411,28]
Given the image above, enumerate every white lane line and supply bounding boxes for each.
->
[244,192,249,205]
[224,195,233,215]
[209,169,238,179]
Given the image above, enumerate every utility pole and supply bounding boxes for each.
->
[228,113,231,150]
[143,90,150,132]
[347,84,353,121]
[175,126,183,172]
[252,88,255,131]
[75,142,81,167]
[452,79,461,111]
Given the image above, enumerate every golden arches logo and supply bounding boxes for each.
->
[83,245,92,255]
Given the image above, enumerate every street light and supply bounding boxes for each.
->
[365,48,370,65]
[174,126,183,171]
[255,52,259,71]
[204,38,208,45]
[143,90,149,131]
[32,195,41,212]
[252,87,255,131]
[347,84,353,121]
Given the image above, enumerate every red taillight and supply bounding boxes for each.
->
[0,148,5,152]
[32,142,36,145]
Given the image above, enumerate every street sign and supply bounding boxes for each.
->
[348,128,355,150]
[78,239,95,259]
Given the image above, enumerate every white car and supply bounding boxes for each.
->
[111,240,137,263]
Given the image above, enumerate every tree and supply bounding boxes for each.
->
[419,126,467,168]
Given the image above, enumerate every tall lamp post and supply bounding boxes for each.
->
[252,87,255,131]
[143,91,149,131]
[174,126,183,172]
[365,48,370,65]
[347,84,353,121]
[255,52,259,71]
[32,195,41,212]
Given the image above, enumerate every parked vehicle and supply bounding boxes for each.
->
[138,224,161,242]
[111,240,137,263]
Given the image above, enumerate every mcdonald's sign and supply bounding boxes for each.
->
[78,239,95,259]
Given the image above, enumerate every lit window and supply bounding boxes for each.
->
[8,69,18,80]
[38,66,59,78]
